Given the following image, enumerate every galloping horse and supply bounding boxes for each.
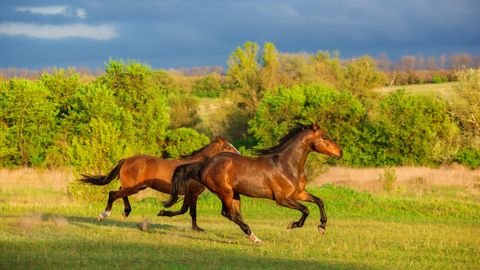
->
[164,124,342,243]
[79,136,239,231]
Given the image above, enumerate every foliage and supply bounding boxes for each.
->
[0,45,479,170]
[168,94,201,129]
[192,73,225,98]
[366,90,460,166]
[453,68,480,136]
[341,56,387,97]
[0,79,58,167]
[249,84,366,150]
[455,148,480,168]
[249,84,462,167]
[163,127,210,158]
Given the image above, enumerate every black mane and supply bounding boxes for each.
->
[255,125,311,155]
[179,144,210,158]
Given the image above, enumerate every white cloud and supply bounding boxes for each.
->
[16,5,87,19]
[76,8,87,19]
[0,23,118,40]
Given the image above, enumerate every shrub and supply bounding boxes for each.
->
[0,79,58,167]
[249,84,367,170]
[369,90,460,166]
[192,73,225,98]
[163,127,210,158]
[168,94,201,129]
[455,148,480,168]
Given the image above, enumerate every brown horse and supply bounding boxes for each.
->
[164,124,342,243]
[79,136,239,231]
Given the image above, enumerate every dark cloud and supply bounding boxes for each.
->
[0,0,479,69]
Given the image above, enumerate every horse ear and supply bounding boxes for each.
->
[311,123,319,131]
[215,136,225,143]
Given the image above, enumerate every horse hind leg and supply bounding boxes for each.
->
[98,190,117,221]
[222,194,262,244]
[99,187,136,221]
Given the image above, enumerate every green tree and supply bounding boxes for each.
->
[192,73,224,98]
[97,60,170,154]
[168,94,201,129]
[0,79,58,166]
[249,84,366,155]
[342,56,386,97]
[163,127,210,158]
[259,42,281,92]
[64,84,134,173]
[369,90,460,165]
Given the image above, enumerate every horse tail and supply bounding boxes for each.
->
[78,159,125,186]
[163,162,203,208]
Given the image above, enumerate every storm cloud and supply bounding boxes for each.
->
[0,0,478,69]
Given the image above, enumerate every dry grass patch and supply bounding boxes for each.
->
[0,167,74,191]
[314,166,480,198]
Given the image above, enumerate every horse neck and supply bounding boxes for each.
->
[181,151,208,162]
[277,134,312,175]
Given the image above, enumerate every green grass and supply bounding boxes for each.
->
[375,82,457,99]
[1,185,479,269]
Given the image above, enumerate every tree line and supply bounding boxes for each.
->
[1,41,479,173]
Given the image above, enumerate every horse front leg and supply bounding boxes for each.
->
[275,196,310,229]
[122,196,132,219]
[296,191,327,234]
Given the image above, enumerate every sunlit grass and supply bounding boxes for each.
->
[1,179,479,269]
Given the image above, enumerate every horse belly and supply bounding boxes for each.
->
[233,177,273,199]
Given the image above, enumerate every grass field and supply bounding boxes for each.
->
[375,82,457,97]
[1,168,479,269]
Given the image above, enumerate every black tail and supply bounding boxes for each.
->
[163,162,203,208]
[78,159,125,186]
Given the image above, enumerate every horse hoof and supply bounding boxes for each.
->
[157,210,165,216]
[247,233,263,245]
[122,212,128,220]
[192,226,205,232]
[286,221,296,229]
[318,225,326,234]
[254,239,263,245]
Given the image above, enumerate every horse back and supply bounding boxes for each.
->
[119,155,183,189]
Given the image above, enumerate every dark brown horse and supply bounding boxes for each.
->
[79,136,239,231]
[164,124,342,243]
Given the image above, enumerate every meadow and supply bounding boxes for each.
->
[1,168,479,269]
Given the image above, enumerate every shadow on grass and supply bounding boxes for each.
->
[62,215,176,231]
[60,214,241,244]
[0,237,375,270]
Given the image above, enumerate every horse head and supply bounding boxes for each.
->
[210,136,240,156]
[310,125,342,159]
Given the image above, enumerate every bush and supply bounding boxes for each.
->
[0,79,58,167]
[249,84,367,170]
[341,56,386,97]
[163,127,210,158]
[455,148,480,168]
[368,90,460,166]
[65,84,134,173]
[168,94,201,129]
[192,73,225,98]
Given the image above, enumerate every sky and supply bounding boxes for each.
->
[0,0,479,69]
